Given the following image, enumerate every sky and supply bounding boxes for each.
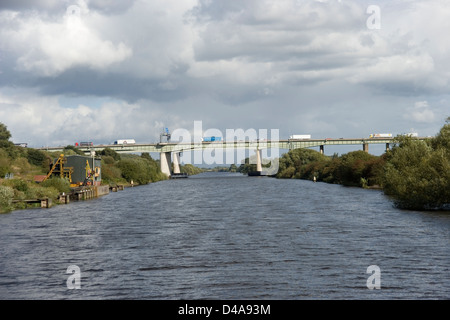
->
[0,0,449,159]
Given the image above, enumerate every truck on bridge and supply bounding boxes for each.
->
[289,134,311,140]
[369,133,393,138]
[76,142,93,147]
[114,139,136,145]
[202,136,222,142]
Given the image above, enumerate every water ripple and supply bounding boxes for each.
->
[0,172,449,299]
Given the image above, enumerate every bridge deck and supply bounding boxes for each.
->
[40,137,426,154]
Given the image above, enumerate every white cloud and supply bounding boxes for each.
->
[406,101,436,123]
[0,5,132,76]
[1,0,449,151]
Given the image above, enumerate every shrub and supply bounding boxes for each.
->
[382,130,450,210]
[0,185,14,213]
[27,185,59,201]
[118,155,166,185]
[27,148,47,167]
[41,178,71,194]
[101,163,124,184]
[99,148,121,161]
[102,156,115,165]
[2,179,29,192]
[14,157,32,175]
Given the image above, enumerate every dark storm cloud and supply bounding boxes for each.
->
[1,0,449,147]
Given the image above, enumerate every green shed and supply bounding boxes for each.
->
[65,155,102,186]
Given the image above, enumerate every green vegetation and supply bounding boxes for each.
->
[275,148,385,188]
[270,120,450,210]
[180,163,204,175]
[0,123,172,213]
[1,120,448,212]
[382,124,450,210]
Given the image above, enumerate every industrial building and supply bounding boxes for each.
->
[65,155,102,186]
[46,154,102,187]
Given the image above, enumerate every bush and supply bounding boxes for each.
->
[14,157,32,175]
[101,163,124,185]
[334,151,379,186]
[276,148,330,179]
[0,185,14,213]
[26,185,59,201]
[27,148,47,167]
[2,179,29,192]
[41,178,71,194]
[0,148,12,176]
[118,155,166,185]
[63,145,85,156]
[382,128,450,210]
[99,148,121,161]
[102,156,115,165]
[180,164,204,175]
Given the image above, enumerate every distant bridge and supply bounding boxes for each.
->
[40,137,426,177]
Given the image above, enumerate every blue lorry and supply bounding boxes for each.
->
[202,136,222,142]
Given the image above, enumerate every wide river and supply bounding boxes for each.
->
[0,172,449,300]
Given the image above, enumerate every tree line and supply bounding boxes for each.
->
[230,120,449,211]
[274,121,449,210]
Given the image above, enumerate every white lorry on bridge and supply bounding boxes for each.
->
[113,139,136,145]
[289,134,311,140]
[369,133,393,138]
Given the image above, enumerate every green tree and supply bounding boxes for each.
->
[0,185,14,213]
[180,164,204,175]
[334,151,379,186]
[382,128,450,210]
[100,147,121,161]
[0,122,19,159]
[0,123,11,142]
[276,148,330,179]
[0,149,11,178]
[26,148,47,167]
[118,155,166,185]
[63,145,85,156]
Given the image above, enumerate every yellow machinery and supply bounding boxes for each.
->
[42,154,76,187]
[83,160,93,186]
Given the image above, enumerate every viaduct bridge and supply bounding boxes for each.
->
[41,137,411,177]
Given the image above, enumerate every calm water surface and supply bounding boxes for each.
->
[0,172,449,299]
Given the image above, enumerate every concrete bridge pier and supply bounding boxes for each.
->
[386,143,390,152]
[363,143,369,153]
[320,145,324,155]
[160,152,172,177]
[256,149,262,173]
[173,152,181,174]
